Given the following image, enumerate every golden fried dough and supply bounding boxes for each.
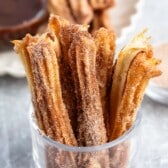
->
[14,30,77,146]
[94,28,115,136]
[49,15,88,134]
[109,30,161,140]
[68,31,107,146]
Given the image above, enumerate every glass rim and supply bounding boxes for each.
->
[29,107,142,152]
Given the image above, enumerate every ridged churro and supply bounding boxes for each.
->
[68,31,107,146]
[14,30,77,146]
[49,16,88,134]
[109,30,161,140]
[94,28,115,135]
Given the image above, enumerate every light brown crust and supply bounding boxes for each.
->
[111,52,161,140]
[49,16,88,134]
[93,28,115,136]
[109,31,161,140]
[13,36,46,132]
[14,31,77,146]
[68,32,107,146]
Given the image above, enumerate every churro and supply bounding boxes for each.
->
[14,30,77,146]
[49,16,88,134]
[68,31,107,146]
[94,28,115,135]
[109,31,161,140]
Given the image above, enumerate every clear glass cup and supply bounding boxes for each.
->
[29,110,142,168]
